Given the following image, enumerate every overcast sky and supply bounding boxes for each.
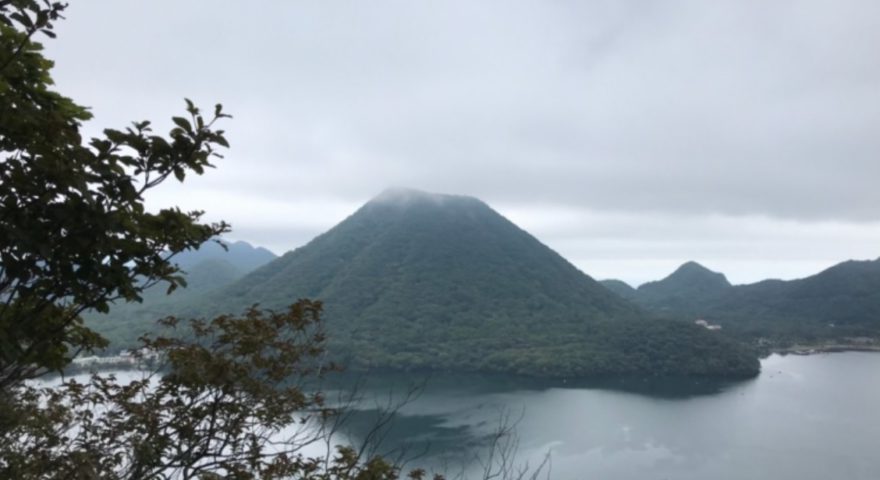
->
[46,0,880,286]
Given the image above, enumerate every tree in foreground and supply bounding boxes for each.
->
[1,301,547,479]
[1,301,441,479]
[0,0,229,388]
[0,3,547,479]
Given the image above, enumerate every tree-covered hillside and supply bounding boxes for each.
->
[599,279,637,300]
[620,259,880,345]
[216,188,639,323]
[635,261,732,314]
[709,259,880,341]
[187,189,759,378]
[88,190,760,377]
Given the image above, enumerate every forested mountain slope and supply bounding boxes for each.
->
[599,279,637,300]
[198,189,759,377]
[618,259,880,343]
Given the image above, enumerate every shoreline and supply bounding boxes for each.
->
[767,343,880,357]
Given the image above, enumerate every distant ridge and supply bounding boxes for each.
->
[634,261,732,313]
[600,279,637,300]
[709,258,880,337]
[86,239,277,349]
[173,239,277,274]
[624,258,880,343]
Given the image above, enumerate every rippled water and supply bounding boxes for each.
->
[335,352,880,480]
[45,352,880,479]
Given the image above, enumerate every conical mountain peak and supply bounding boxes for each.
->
[677,260,711,272]
[668,261,731,287]
[206,193,758,377]
[634,261,731,310]
[211,190,653,363]
[91,191,760,378]
[224,189,629,319]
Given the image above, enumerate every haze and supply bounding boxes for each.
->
[46,0,880,286]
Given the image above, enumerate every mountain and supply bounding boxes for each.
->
[600,279,637,300]
[197,188,759,378]
[626,259,880,344]
[216,188,639,325]
[708,258,880,339]
[86,240,277,349]
[173,240,277,275]
[634,261,732,314]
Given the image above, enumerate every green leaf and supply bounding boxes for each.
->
[11,12,33,29]
[172,117,192,132]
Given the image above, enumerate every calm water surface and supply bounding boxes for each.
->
[336,352,880,480]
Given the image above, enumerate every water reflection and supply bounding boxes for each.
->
[337,409,474,461]
[326,353,880,480]
[41,353,880,479]
[322,370,751,476]
[326,370,744,399]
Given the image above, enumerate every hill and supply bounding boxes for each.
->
[708,259,880,341]
[625,259,880,345]
[600,279,637,300]
[634,261,732,314]
[217,188,638,324]
[86,240,277,349]
[196,188,759,378]
[172,239,277,274]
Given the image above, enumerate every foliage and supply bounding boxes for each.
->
[86,241,277,352]
[0,5,550,479]
[0,0,231,387]
[0,301,447,479]
[0,8,544,479]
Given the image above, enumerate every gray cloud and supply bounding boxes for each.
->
[44,0,880,283]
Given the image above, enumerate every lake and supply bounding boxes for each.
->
[48,352,880,479]
[331,352,880,479]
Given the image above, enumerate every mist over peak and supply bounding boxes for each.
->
[369,187,484,208]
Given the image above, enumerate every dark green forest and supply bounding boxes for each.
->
[89,190,880,379]
[603,259,880,348]
[89,189,760,378]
